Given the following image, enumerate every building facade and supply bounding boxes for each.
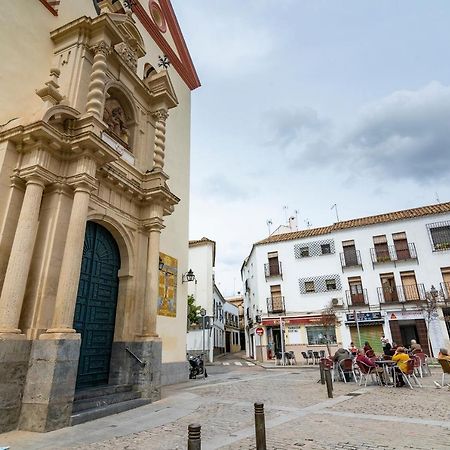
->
[242,203,450,362]
[226,294,245,351]
[0,0,199,433]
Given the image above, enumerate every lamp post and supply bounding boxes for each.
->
[200,308,206,364]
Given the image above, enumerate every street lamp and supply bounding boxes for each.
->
[200,308,207,365]
[182,269,196,283]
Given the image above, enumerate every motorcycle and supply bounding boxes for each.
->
[188,353,207,379]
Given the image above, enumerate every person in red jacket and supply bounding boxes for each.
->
[356,349,386,385]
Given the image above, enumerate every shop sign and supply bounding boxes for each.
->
[388,310,424,321]
[255,327,264,336]
[346,311,383,323]
[262,316,322,326]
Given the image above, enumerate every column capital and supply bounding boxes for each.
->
[67,174,98,194]
[142,217,165,233]
[151,109,169,122]
[90,41,112,57]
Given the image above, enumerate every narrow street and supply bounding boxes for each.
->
[2,358,450,449]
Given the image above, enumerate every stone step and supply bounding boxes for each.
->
[70,398,151,426]
[72,389,142,413]
[74,384,133,401]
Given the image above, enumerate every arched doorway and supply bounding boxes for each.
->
[74,221,121,389]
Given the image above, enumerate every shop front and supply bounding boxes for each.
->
[345,311,385,353]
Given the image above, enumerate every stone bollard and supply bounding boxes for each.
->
[319,360,325,385]
[254,402,267,450]
[188,423,201,450]
[324,368,333,398]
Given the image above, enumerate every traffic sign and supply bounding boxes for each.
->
[255,327,264,336]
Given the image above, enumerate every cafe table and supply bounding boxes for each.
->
[374,359,397,386]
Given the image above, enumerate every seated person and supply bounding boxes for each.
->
[348,342,358,357]
[392,347,410,387]
[383,343,395,357]
[334,348,352,381]
[438,348,450,362]
[363,341,372,353]
[356,349,386,385]
[410,339,422,354]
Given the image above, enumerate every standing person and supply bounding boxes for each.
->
[381,335,389,350]
[383,343,395,357]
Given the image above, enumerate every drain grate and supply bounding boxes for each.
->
[347,392,363,396]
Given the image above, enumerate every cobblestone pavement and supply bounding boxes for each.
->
[3,364,450,450]
[74,367,450,450]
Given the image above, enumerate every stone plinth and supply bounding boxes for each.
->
[19,337,81,432]
[109,339,162,402]
[161,361,189,386]
[0,338,32,432]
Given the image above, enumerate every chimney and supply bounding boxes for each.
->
[288,216,298,231]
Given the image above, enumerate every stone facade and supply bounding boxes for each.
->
[0,0,199,433]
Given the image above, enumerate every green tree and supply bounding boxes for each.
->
[187,294,201,329]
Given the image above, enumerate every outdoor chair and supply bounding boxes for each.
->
[402,359,422,389]
[313,351,320,364]
[307,350,314,364]
[319,350,326,358]
[411,355,423,378]
[320,357,335,381]
[355,360,380,387]
[438,358,450,387]
[285,351,297,365]
[301,351,310,365]
[275,351,283,365]
[365,349,375,358]
[339,358,357,384]
[415,352,431,376]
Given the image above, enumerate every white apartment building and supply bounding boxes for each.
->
[186,238,239,361]
[242,203,450,362]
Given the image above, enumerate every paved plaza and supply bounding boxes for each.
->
[2,359,450,450]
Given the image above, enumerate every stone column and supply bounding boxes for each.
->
[86,41,111,119]
[0,177,45,336]
[152,109,169,170]
[44,183,92,335]
[141,217,164,337]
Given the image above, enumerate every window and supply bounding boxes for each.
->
[300,247,309,257]
[429,224,450,251]
[267,251,280,276]
[326,279,337,291]
[321,243,331,254]
[342,240,359,266]
[373,235,390,262]
[305,281,315,293]
[306,326,337,345]
[392,232,411,260]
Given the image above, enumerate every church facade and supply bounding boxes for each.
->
[0,0,199,432]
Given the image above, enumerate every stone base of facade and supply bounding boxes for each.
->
[109,340,162,402]
[0,338,32,433]
[18,337,81,432]
[161,361,189,386]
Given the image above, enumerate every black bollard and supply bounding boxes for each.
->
[324,368,333,398]
[254,402,267,450]
[319,360,325,385]
[188,423,201,450]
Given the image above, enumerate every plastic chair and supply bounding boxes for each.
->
[355,360,379,387]
[313,351,320,364]
[416,353,431,376]
[301,351,309,365]
[307,350,314,365]
[438,359,450,387]
[402,359,422,389]
[411,355,423,378]
[275,351,283,365]
[319,350,326,358]
[339,358,356,384]
[285,351,297,365]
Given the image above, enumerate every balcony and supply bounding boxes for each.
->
[345,289,369,307]
[266,296,285,314]
[264,261,283,280]
[370,243,417,264]
[340,250,362,269]
[441,282,450,301]
[377,283,426,304]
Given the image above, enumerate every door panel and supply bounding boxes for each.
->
[74,222,121,389]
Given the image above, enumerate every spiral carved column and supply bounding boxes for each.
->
[152,110,169,170]
[86,41,111,119]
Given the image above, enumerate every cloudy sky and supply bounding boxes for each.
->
[171,0,450,297]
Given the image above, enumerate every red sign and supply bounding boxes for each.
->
[262,316,322,327]
[255,327,264,336]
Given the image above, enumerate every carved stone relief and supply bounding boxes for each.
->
[103,98,129,144]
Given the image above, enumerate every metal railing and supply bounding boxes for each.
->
[441,282,450,300]
[370,243,417,264]
[264,261,283,279]
[266,296,285,314]
[377,283,426,303]
[340,250,362,268]
[345,288,369,306]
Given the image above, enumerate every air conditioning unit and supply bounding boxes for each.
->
[331,297,343,306]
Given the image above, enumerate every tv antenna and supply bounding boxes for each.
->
[266,219,273,235]
[331,203,340,222]
[435,192,440,203]
[304,219,312,229]
[282,205,289,224]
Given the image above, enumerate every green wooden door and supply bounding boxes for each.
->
[74,221,121,389]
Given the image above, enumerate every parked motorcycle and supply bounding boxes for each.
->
[188,353,207,379]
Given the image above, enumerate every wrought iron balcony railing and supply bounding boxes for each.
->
[441,282,450,300]
[266,296,285,314]
[370,243,417,264]
[264,261,283,279]
[345,289,369,307]
[340,250,362,268]
[377,283,426,303]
